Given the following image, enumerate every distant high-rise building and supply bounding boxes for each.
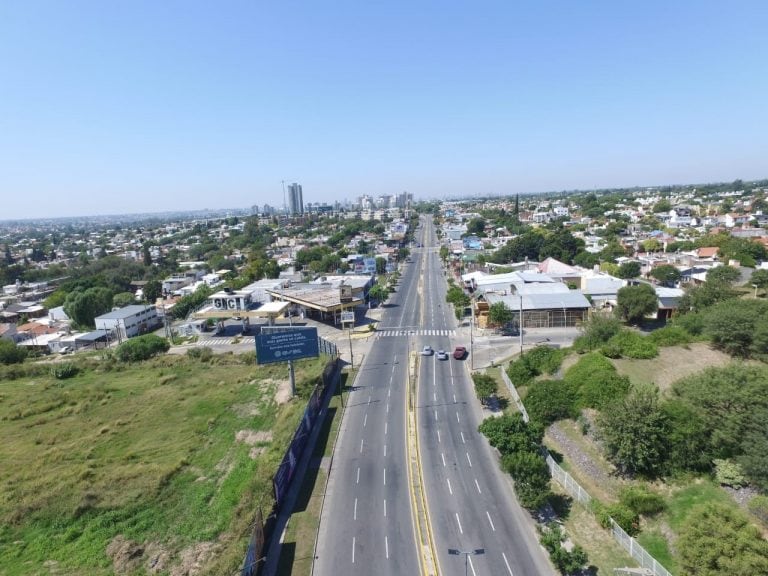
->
[288,183,304,215]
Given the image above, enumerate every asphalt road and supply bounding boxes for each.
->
[313,224,428,575]
[415,217,553,576]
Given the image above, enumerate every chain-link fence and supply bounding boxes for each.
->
[501,363,674,576]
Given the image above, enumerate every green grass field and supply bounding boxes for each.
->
[0,353,328,575]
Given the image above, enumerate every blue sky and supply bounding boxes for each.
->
[1,1,767,219]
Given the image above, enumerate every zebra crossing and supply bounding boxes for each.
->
[376,329,455,338]
[192,336,255,346]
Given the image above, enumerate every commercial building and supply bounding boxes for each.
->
[94,305,160,339]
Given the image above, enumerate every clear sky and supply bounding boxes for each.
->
[1,1,767,219]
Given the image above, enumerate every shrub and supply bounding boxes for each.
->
[606,330,658,359]
[540,523,590,575]
[673,312,706,335]
[472,373,498,404]
[564,352,615,383]
[186,346,213,362]
[619,485,666,516]
[647,325,693,347]
[524,379,579,425]
[507,358,536,385]
[594,500,640,536]
[713,459,747,487]
[523,345,565,375]
[0,339,27,365]
[575,313,622,351]
[578,372,631,410]
[747,495,768,524]
[115,334,170,362]
[478,413,543,455]
[51,363,78,380]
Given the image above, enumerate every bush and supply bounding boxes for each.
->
[605,329,659,359]
[564,352,615,383]
[713,458,747,487]
[523,345,565,375]
[619,485,666,516]
[575,313,622,351]
[673,311,706,335]
[578,371,631,410]
[478,413,543,455]
[747,495,768,524]
[540,523,590,575]
[115,334,170,362]
[647,325,693,347]
[51,363,78,380]
[186,346,213,362]
[593,501,640,535]
[0,339,27,365]
[507,358,536,385]
[472,373,498,404]
[524,379,579,425]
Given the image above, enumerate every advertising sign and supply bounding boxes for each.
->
[256,327,319,365]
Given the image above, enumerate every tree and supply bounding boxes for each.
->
[143,280,162,303]
[439,245,450,263]
[649,264,681,287]
[488,301,513,327]
[115,334,170,362]
[677,503,768,576]
[616,261,641,279]
[597,385,669,476]
[652,199,672,213]
[112,292,136,308]
[368,283,388,304]
[0,339,27,365]
[703,300,768,357]
[616,283,658,324]
[501,450,553,510]
[751,268,768,295]
[573,313,622,351]
[478,413,543,454]
[706,265,741,285]
[466,217,486,236]
[641,238,662,253]
[63,287,114,328]
[472,373,498,404]
[375,257,387,275]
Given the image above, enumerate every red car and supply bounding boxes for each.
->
[453,346,467,360]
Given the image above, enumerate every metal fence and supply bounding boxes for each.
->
[242,357,341,576]
[500,363,674,576]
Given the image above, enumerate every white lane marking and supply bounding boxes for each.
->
[383,467,386,486]
[453,393,457,404]
[360,439,364,453]
[456,411,461,424]
[393,355,397,364]
[461,431,466,444]
[433,392,437,402]
[441,453,446,467]
[385,535,389,559]
[466,452,473,467]
[434,410,438,421]
[386,402,389,413]
[455,512,464,534]
[474,478,482,493]
[385,422,388,435]
[352,537,356,564]
[384,499,387,517]
[363,413,368,427]
[357,467,360,484]
[487,510,496,531]
[447,478,453,495]
[437,430,441,443]
[368,395,371,405]
[384,444,387,457]
[354,498,358,520]
[388,388,391,397]
[468,555,477,576]
[502,552,514,575]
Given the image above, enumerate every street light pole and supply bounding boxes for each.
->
[348,327,354,369]
[448,548,485,576]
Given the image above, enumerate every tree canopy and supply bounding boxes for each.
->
[616,283,658,324]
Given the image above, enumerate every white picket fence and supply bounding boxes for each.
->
[500,368,673,576]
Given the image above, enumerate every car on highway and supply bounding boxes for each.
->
[437,349,448,360]
[421,345,433,356]
[453,346,467,360]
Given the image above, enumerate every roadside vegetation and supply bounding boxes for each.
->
[0,352,327,575]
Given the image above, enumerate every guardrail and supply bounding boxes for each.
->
[500,366,673,576]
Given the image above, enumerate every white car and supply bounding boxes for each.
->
[437,349,448,360]
[421,345,433,356]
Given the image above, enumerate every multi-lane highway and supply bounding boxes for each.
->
[313,222,427,575]
[416,217,552,576]
[314,215,552,576]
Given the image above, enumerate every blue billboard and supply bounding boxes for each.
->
[256,327,319,365]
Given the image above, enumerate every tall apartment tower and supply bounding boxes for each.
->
[288,183,304,215]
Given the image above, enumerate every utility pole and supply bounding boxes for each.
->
[519,293,524,356]
[288,359,295,398]
[348,327,354,369]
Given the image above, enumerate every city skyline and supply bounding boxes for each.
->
[2,1,767,220]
